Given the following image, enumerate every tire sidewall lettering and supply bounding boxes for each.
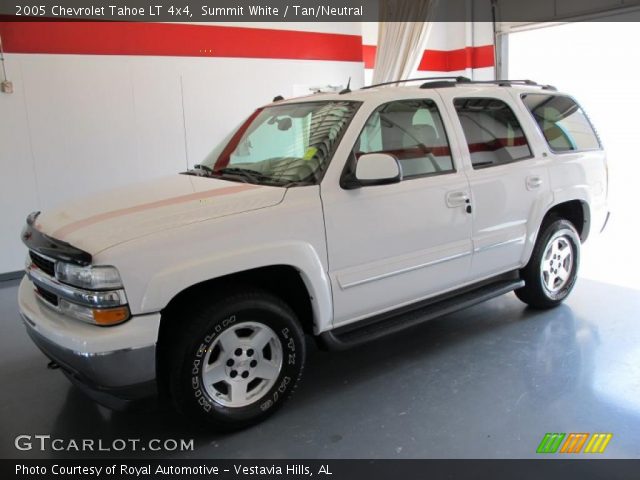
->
[188,312,300,416]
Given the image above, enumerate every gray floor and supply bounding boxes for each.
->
[1,276,639,459]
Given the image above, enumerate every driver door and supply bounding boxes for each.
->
[321,97,474,328]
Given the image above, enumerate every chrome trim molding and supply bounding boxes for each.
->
[30,250,58,264]
[339,251,471,290]
[473,236,526,254]
[26,264,128,308]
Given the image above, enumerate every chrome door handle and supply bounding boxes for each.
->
[446,191,470,208]
[526,176,543,190]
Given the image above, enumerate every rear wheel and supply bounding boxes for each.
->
[168,290,306,430]
[515,219,580,309]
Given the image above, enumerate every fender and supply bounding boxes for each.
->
[552,186,592,240]
[521,187,591,265]
[138,241,333,334]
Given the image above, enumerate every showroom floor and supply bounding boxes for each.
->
[1,275,639,459]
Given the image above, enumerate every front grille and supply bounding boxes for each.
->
[35,285,59,307]
[29,251,55,277]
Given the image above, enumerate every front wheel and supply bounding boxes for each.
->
[168,291,306,430]
[515,219,581,309]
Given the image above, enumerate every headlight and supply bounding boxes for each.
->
[55,263,123,290]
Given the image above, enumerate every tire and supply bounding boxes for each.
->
[168,290,306,430]
[515,218,581,309]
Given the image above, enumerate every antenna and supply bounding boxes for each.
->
[339,77,351,95]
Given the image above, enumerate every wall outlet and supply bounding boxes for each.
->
[1,80,13,94]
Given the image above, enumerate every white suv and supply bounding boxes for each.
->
[18,77,609,429]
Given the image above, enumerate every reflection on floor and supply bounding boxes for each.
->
[1,277,639,459]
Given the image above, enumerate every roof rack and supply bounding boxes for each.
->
[361,76,471,90]
[359,76,557,92]
[467,79,557,91]
[418,78,557,91]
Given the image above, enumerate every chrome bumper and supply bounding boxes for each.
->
[23,315,157,407]
[18,278,160,408]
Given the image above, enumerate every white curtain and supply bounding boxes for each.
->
[372,0,440,85]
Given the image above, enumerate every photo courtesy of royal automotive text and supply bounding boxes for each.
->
[0,0,639,478]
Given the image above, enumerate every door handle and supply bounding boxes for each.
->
[446,191,470,208]
[526,175,543,190]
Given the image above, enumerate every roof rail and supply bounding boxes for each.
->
[470,79,558,91]
[360,76,471,90]
[360,76,557,92]
[417,78,557,91]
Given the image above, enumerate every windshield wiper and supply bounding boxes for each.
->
[215,167,274,184]
[183,164,215,177]
[193,164,214,173]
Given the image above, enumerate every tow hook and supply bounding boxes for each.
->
[47,360,60,370]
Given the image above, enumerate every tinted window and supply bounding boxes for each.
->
[454,98,532,168]
[355,99,454,178]
[522,94,601,152]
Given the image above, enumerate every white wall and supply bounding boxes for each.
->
[0,22,363,274]
[362,22,495,85]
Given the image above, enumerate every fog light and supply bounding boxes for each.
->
[59,298,130,326]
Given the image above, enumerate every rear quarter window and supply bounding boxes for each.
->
[521,94,601,152]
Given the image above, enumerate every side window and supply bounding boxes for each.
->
[355,99,454,179]
[521,94,601,152]
[454,98,533,169]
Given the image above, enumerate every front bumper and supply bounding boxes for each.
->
[18,277,160,409]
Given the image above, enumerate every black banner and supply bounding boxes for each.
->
[3,459,640,480]
[1,0,640,22]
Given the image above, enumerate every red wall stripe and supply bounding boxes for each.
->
[0,21,493,70]
[0,21,363,62]
[362,44,377,69]
[418,45,495,71]
[363,44,494,71]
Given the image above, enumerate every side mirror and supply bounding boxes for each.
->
[353,153,402,187]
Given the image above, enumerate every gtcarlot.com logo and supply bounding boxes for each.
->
[14,435,194,452]
[536,433,613,454]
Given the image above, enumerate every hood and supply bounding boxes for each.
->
[35,175,285,254]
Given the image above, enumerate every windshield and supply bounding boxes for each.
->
[196,101,359,186]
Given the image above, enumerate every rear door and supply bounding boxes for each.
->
[441,89,552,280]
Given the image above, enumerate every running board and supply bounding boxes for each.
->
[319,277,525,350]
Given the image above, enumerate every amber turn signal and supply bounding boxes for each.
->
[92,306,130,326]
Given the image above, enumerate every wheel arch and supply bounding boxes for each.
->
[542,199,591,242]
[155,264,318,399]
[523,199,590,268]
[160,264,316,336]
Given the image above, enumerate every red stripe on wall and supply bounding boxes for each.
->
[0,21,363,62]
[362,44,377,69]
[418,45,494,71]
[363,44,494,71]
